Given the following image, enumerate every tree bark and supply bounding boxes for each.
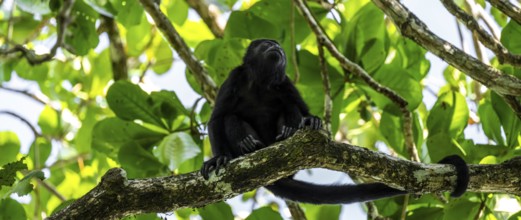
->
[48,130,521,220]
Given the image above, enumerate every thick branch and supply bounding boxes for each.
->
[185,0,224,38]
[372,0,521,97]
[486,0,521,25]
[139,0,217,104]
[49,130,521,219]
[101,16,129,81]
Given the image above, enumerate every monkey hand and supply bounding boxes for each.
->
[299,116,322,130]
[276,126,298,141]
[201,155,231,180]
[238,135,265,154]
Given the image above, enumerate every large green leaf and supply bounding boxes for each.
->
[198,202,233,220]
[246,206,283,220]
[65,1,100,55]
[106,81,164,127]
[194,38,248,85]
[92,117,165,157]
[38,105,61,137]
[29,137,52,168]
[442,197,480,220]
[118,142,166,178]
[166,0,189,26]
[0,198,27,220]
[491,92,521,148]
[427,132,466,162]
[115,0,144,27]
[225,11,280,39]
[478,99,505,146]
[153,132,201,171]
[9,170,45,196]
[0,132,20,167]
[427,91,469,138]
[501,21,521,54]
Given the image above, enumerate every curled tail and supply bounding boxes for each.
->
[265,178,406,204]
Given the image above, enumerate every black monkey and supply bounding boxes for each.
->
[200,39,469,204]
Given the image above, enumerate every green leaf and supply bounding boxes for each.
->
[426,132,466,162]
[115,0,144,27]
[126,16,152,56]
[17,0,51,14]
[442,198,480,220]
[0,59,15,82]
[478,99,505,146]
[0,132,20,167]
[85,49,112,97]
[65,1,100,55]
[301,204,341,220]
[194,38,248,85]
[29,137,52,168]
[198,202,234,220]
[246,206,283,220]
[92,118,165,157]
[491,92,521,148]
[224,11,280,39]
[0,158,27,190]
[361,65,423,111]
[38,105,61,137]
[14,59,49,82]
[149,90,187,130]
[501,21,521,54]
[118,142,166,178]
[427,91,469,137]
[151,40,173,74]
[106,81,164,127]
[154,132,201,171]
[380,109,405,155]
[0,198,27,220]
[10,170,45,196]
[166,0,189,26]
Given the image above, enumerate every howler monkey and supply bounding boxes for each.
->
[200,39,469,204]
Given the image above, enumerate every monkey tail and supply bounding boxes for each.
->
[265,178,407,204]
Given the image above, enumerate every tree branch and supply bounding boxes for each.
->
[101,16,129,81]
[485,0,521,25]
[441,0,521,66]
[48,130,521,219]
[372,0,521,114]
[0,0,75,65]
[139,0,217,104]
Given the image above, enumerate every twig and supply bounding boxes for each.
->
[0,111,40,136]
[316,38,332,134]
[101,16,128,81]
[372,0,521,97]
[290,0,301,83]
[441,0,521,66]
[0,85,49,105]
[139,0,217,104]
[294,0,419,163]
[185,0,223,38]
[501,95,521,119]
[37,179,66,202]
[293,0,408,108]
[485,0,521,25]
[470,1,500,39]
[0,0,75,65]
[285,200,307,220]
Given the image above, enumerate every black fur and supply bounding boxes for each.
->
[200,39,469,204]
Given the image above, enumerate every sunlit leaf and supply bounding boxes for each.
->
[154,132,201,171]
[0,132,20,167]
